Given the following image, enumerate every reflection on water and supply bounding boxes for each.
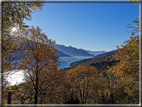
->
[59,56,92,69]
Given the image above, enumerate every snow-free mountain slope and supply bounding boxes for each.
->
[55,44,94,57]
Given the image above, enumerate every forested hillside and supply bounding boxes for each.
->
[70,50,118,68]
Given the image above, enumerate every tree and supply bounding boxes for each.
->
[17,26,60,104]
[63,65,104,104]
[2,2,44,35]
[2,3,44,104]
[2,2,44,72]
[107,17,139,104]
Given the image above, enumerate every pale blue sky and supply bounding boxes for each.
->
[24,2,139,52]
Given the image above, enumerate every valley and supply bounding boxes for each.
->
[5,46,115,86]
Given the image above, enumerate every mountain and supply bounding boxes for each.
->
[55,44,94,57]
[56,50,71,57]
[15,42,96,57]
[69,49,118,68]
[87,50,106,56]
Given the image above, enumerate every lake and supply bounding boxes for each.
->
[5,56,93,86]
[59,56,92,69]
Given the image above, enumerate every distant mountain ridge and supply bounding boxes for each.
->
[87,50,106,56]
[55,44,94,57]
[15,41,105,57]
[12,42,110,69]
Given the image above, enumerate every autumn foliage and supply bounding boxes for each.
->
[2,2,140,105]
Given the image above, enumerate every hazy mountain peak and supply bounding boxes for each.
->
[55,44,94,57]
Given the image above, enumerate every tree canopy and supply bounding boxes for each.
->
[16,26,60,104]
[2,2,44,72]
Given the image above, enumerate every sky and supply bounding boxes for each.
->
[24,2,139,52]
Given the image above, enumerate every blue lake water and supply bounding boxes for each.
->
[58,56,92,69]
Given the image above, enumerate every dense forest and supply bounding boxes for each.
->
[2,1,140,105]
